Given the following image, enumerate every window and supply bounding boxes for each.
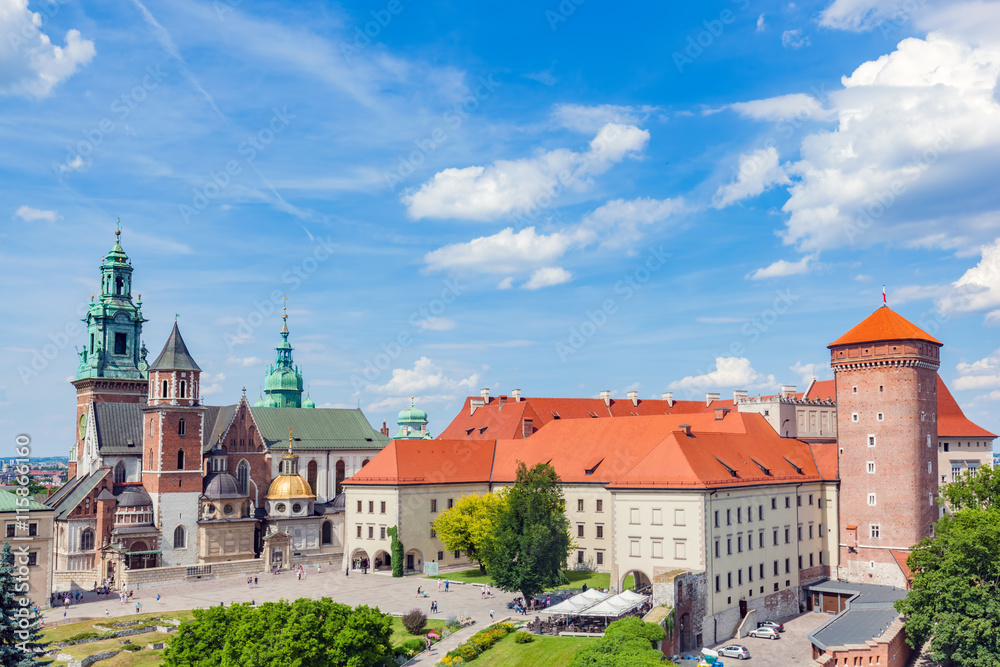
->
[430,527,436,538]
[952,462,962,481]
[809,524,814,539]
[322,522,332,545]
[652,540,664,558]
[771,498,777,510]
[726,508,732,525]
[356,525,362,538]
[727,537,732,555]
[758,505,764,521]
[852,385,857,394]
[809,553,814,567]
[28,523,37,537]
[820,551,824,565]
[774,582,780,592]
[161,380,168,398]
[380,501,386,514]
[773,529,778,546]
[808,494,813,505]
[178,419,186,436]
[785,496,790,508]
[596,499,603,512]
[26,552,36,567]
[852,412,859,422]
[630,508,639,524]
[714,539,720,558]
[748,566,753,582]
[596,525,604,539]
[577,525,584,538]
[797,525,802,541]
[5,525,14,538]
[114,332,127,355]
[727,572,732,589]
[577,550,585,564]
[675,541,686,559]
[737,535,743,553]
[877,412,884,421]
[177,449,185,469]
[738,570,743,585]
[596,552,604,565]
[437,551,444,561]
[870,524,880,539]
[356,500,363,513]
[368,526,374,539]
[368,501,374,513]
[447,498,454,509]
[653,508,663,525]
[81,528,95,551]
[380,527,386,540]
[577,499,584,512]
[173,525,185,549]
[737,507,742,524]
[714,510,719,528]
[431,499,437,512]
[819,523,824,536]
[867,461,876,474]
[748,533,753,551]
[114,460,126,484]
[784,528,790,544]
[868,434,876,447]
[868,493,877,506]
[798,555,803,569]
[630,540,640,557]
[759,531,765,548]
[797,495,802,507]
[773,561,779,576]
[715,575,721,592]
[179,380,187,398]
[785,558,790,573]
[760,563,765,579]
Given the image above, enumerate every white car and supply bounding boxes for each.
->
[748,626,780,640]
[717,644,751,659]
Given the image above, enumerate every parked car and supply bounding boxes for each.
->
[748,626,780,640]
[717,644,751,660]
[757,620,784,632]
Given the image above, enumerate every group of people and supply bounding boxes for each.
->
[508,594,550,614]
[350,557,371,574]
[246,575,260,588]
[480,584,494,599]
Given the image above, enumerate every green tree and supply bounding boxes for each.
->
[482,461,573,599]
[569,617,667,667]
[387,526,403,578]
[895,468,1000,666]
[0,541,49,666]
[432,491,506,574]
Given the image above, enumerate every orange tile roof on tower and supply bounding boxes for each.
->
[936,375,997,439]
[828,306,942,348]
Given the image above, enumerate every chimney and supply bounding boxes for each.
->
[662,392,674,408]
[733,389,749,403]
[499,395,507,405]
[627,390,639,407]
[522,419,534,438]
[481,388,490,403]
[511,389,521,402]
[679,424,692,437]
[600,390,611,407]
[781,385,797,398]
[380,420,389,437]
[714,407,730,421]
[706,392,720,407]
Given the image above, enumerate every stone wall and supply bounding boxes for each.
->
[67,649,121,667]
[651,568,706,655]
[123,557,264,589]
[53,569,101,593]
[760,586,800,619]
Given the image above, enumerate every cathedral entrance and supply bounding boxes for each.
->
[271,547,283,569]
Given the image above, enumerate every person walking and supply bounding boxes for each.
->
[490,609,494,621]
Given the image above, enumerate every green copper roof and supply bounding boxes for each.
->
[0,489,51,512]
[150,322,202,371]
[249,407,390,451]
[394,397,432,439]
[258,305,304,408]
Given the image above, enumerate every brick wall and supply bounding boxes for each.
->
[220,401,272,508]
[809,617,911,667]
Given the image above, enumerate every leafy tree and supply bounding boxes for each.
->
[164,598,392,667]
[0,541,49,666]
[895,468,1000,666]
[388,526,403,578]
[570,617,667,667]
[481,462,573,600]
[432,491,506,573]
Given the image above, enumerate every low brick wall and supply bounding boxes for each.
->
[53,570,100,593]
[809,617,910,667]
[124,558,265,589]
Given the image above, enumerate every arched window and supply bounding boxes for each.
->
[81,528,95,551]
[173,525,185,549]
[335,460,346,497]
[179,380,186,398]
[307,460,317,491]
[115,276,123,295]
[237,460,250,495]
[177,449,185,470]
[114,460,126,484]
[321,521,332,545]
[161,380,168,398]
[361,458,370,467]
[149,418,154,436]
[178,419,186,436]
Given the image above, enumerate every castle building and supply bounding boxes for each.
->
[47,231,388,591]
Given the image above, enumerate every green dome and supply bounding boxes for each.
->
[397,405,427,422]
[302,393,316,409]
[256,304,305,408]
[394,397,431,439]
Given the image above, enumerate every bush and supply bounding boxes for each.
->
[399,637,425,657]
[402,608,427,635]
[455,644,478,661]
[67,631,101,643]
[514,631,534,644]
[122,643,142,652]
[445,614,459,628]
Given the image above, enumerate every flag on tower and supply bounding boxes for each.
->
[882,285,887,304]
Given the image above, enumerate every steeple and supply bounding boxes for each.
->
[255,297,304,408]
[394,396,432,439]
[76,224,147,380]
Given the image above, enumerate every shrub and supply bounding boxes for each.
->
[514,631,534,644]
[438,656,466,667]
[122,643,142,652]
[67,631,100,643]
[445,614,459,628]
[399,637,425,657]
[402,608,427,635]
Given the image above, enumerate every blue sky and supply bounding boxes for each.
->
[4,0,1000,457]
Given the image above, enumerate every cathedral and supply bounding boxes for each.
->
[47,230,392,590]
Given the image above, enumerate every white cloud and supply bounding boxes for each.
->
[756,14,766,31]
[938,238,1000,319]
[414,317,456,331]
[402,123,649,221]
[551,104,660,134]
[366,356,480,396]
[201,383,224,396]
[424,226,582,275]
[497,277,514,290]
[227,355,264,367]
[714,147,790,208]
[790,361,830,386]
[525,69,557,86]
[854,274,872,281]
[748,253,816,280]
[668,357,777,391]
[696,316,748,324]
[954,347,1000,390]
[0,0,96,97]
[818,0,901,32]
[781,29,811,49]
[728,94,831,122]
[581,197,686,248]
[14,205,58,223]
[521,267,572,290]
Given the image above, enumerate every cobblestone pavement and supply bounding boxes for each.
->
[43,569,516,629]
[706,612,829,666]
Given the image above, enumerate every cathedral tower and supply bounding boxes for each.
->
[71,227,148,478]
[142,322,204,566]
[254,302,304,408]
[829,306,941,587]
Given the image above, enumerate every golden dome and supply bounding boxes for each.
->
[265,473,314,500]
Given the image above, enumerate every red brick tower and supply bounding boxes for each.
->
[142,322,205,566]
[829,306,942,587]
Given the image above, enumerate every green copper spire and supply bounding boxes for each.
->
[394,396,432,439]
[256,298,304,408]
[76,225,147,380]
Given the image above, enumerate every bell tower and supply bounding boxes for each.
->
[830,306,942,587]
[71,224,148,478]
[254,299,304,408]
[142,321,205,566]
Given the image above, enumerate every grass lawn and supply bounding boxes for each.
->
[42,610,194,644]
[469,633,597,667]
[389,615,445,646]
[431,569,634,593]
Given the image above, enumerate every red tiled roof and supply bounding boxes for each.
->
[890,549,913,585]
[828,306,942,347]
[809,442,839,480]
[343,439,496,486]
[804,380,835,401]
[937,375,997,439]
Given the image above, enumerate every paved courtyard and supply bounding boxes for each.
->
[43,568,516,628]
[706,612,829,666]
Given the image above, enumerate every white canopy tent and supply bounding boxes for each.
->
[575,590,650,618]
[544,589,612,615]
